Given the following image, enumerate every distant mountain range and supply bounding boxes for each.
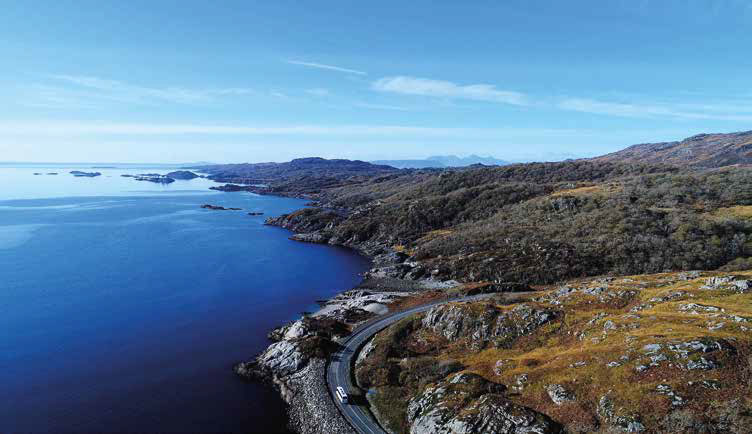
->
[199,130,752,184]
[592,130,752,168]
[372,155,509,169]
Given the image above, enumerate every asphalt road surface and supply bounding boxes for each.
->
[326,293,498,434]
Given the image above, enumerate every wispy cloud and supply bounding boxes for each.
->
[354,102,411,111]
[22,85,103,109]
[305,88,330,97]
[286,60,367,75]
[558,97,752,122]
[372,76,529,106]
[0,120,593,138]
[24,75,257,108]
[372,75,752,121]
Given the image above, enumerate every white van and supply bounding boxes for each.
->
[335,386,349,404]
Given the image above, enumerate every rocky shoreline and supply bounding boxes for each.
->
[233,207,465,433]
[233,275,438,433]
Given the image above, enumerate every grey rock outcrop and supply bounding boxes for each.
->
[290,232,330,243]
[702,276,751,292]
[238,340,309,379]
[407,373,562,434]
[597,393,645,432]
[422,302,557,350]
[316,289,408,318]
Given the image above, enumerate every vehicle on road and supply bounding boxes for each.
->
[336,386,349,404]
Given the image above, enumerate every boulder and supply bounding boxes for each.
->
[546,384,574,405]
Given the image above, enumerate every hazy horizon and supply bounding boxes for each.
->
[0,152,561,165]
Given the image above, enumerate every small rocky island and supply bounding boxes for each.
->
[120,170,200,184]
[201,204,242,211]
[135,175,175,184]
[166,170,200,180]
[122,173,174,183]
[70,170,101,177]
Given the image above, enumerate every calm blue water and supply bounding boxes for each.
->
[0,166,370,432]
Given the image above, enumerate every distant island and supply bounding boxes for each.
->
[69,170,101,177]
[201,204,242,211]
[166,170,200,180]
[120,170,200,184]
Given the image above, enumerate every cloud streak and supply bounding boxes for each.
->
[558,97,752,122]
[354,102,412,111]
[372,76,529,106]
[372,75,752,121]
[0,120,594,138]
[286,60,367,75]
[27,75,257,108]
[305,88,330,97]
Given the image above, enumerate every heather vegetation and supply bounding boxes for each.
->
[357,271,752,433]
[212,154,752,432]
[265,160,752,285]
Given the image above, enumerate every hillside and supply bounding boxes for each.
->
[266,160,752,285]
[231,155,752,433]
[196,157,397,181]
[357,270,752,433]
[593,130,752,168]
[195,157,401,197]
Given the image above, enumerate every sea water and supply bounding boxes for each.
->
[0,165,369,432]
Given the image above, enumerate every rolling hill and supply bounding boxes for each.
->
[593,130,752,168]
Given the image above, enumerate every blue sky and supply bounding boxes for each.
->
[1,0,751,163]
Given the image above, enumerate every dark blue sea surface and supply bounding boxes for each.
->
[0,167,370,432]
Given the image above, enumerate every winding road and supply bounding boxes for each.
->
[326,293,497,434]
